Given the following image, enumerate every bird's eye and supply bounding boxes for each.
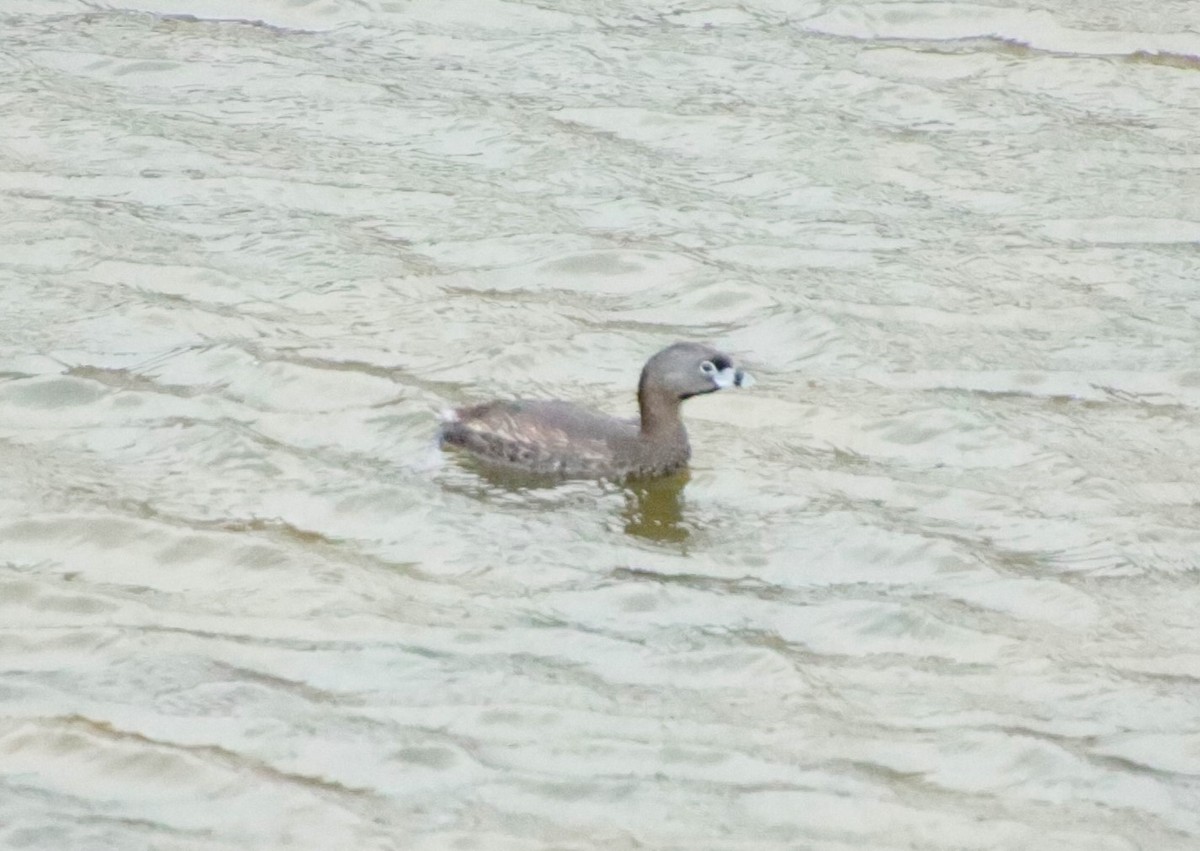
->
[700,360,717,375]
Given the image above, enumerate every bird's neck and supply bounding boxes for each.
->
[637,378,686,442]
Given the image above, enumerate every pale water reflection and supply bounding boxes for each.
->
[2,0,1200,849]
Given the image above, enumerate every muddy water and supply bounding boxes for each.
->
[2,1,1199,849]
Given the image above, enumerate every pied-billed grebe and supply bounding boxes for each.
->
[439,342,754,478]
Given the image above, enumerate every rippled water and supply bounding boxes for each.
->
[3,1,1200,848]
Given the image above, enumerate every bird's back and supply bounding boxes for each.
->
[439,399,685,477]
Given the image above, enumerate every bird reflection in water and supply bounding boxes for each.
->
[620,470,690,544]
[441,456,693,545]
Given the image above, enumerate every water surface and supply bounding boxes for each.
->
[2,1,1200,848]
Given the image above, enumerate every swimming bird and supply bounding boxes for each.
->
[439,342,753,479]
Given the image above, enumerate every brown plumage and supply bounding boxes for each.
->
[438,342,754,479]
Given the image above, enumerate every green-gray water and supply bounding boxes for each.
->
[2,1,1199,848]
